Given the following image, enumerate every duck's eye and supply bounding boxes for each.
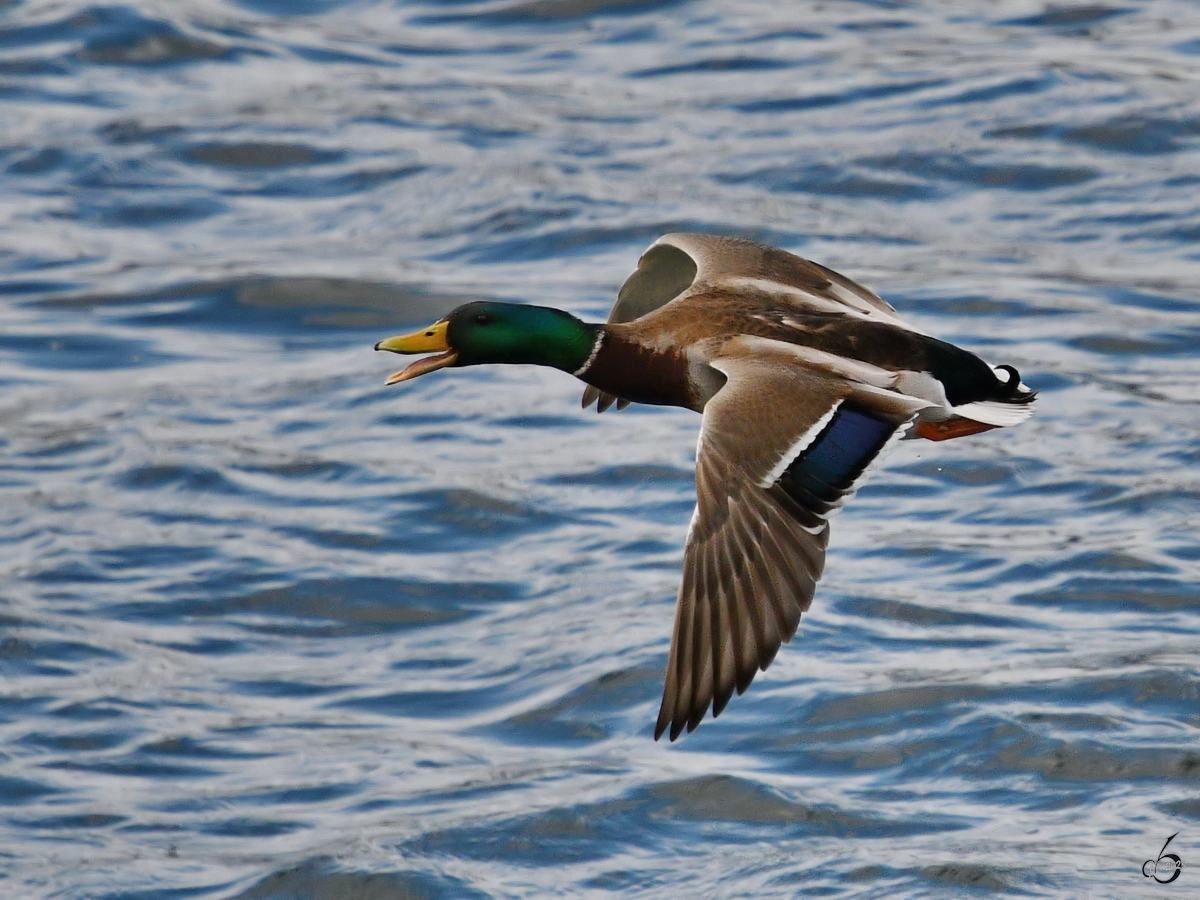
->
[474,312,492,325]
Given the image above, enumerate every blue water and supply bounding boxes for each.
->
[2,1,1199,897]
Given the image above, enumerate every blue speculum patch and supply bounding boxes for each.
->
[779,405,896,506]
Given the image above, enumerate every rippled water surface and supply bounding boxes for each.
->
[2,1,1200,897]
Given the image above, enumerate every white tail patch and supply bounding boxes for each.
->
[952,399,1035,427]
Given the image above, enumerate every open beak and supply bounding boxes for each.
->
[375,320,458,385]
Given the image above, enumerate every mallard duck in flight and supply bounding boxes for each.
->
[375,234,1035,741]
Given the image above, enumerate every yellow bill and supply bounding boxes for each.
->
[374,320,458,385]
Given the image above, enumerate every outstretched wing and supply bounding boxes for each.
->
[655,352,923,741]
[658,232,910,326]
[585,233,918,413]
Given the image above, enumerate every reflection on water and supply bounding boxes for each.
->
[2,1,1199,897]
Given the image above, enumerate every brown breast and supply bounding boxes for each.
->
[580,329,697,410]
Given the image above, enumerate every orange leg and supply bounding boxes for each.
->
[916,417,999,442]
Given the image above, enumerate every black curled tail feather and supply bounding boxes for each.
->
[922,335,1036,407]
[994,364,1037,403]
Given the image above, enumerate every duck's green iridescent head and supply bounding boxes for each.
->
[375,301,599,385]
